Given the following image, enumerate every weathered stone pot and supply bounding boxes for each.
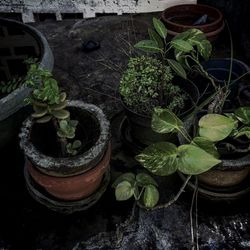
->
[161,4,224,41]
[19,101,111,202]
[122,80,199,147]
[0,18,53,148]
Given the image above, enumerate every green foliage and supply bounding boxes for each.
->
[113,172,159,208]
[121,18,212,115]
[136,107,250,178]
[25,61,81,156]
[120,56,187,115]
[0,77,23,94]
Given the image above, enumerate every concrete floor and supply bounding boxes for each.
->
[0,14,250,250]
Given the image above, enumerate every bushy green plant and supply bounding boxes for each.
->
[120,18,212,115]
[24,61,81,157]
[120,56,187,114]
[114,106,250,208]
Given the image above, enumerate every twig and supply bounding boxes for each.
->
[137,175,192,210]
[195,179,199,250]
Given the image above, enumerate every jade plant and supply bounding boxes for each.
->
[114,106,250,208]
[120,18,213,115]
[24,61,81,157]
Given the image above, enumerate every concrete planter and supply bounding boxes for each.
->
[0,18,53,148]
[19,101,111,207]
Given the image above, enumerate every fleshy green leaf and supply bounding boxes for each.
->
[60,92,67,102]
[135,142,178,176]
[167,59,187,79]
[52,109,70,119]
[134,40,162,53]
[143,185,159,208]
[148,28,164,49]
[192,136,219,158]
[72,140,82,149]
[171,39,193,53]
[235,107,250,125]
[115,181,134,201]
[152,17,167,39]
[177,144,221,175]
[112,173,136,188]
[198,114,235,142]
[152,107,183,134]
[36,115,52,123]
[136,173,158,187]
[234,127,250,139]
[50,100,68,111]
[197,40,212,61]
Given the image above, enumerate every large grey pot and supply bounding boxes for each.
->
[0,18,54,148]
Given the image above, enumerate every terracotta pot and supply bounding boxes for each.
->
[161,4,224,41]
[20,101,111,202]
[27,143,111,201]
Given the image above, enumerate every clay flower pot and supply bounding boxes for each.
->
[0,18,53,148]
[161,4,224,41]
[19,101,111,201]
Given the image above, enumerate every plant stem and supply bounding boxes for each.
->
[137,175,192,210]
[52,118,67,157]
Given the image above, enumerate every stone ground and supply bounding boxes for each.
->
[1,14,250,250]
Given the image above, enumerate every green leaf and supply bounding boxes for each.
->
[136,173,158,187]
[36,115,52,123]
[134,40,162,53]
[143,185,159,208]
[235,107,250,125]
[167,59,187,79]
[115,181,134,201]
[192,136,219,158]
[72,140,82,149]
[32,109,48,118]
[135,142,178,176]
[60,92,67,102]
[197,40,212,61]
[50,100,68,111]
[177,144,221,175]
[152,17,167,39]
[52,109,70,119]
[152,107,183,134]
[148,28,164,48]
[199,114,235,142]
[234,127,250,139]
[171,39,193,53]
[112,173,136,188]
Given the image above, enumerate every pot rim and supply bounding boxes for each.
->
[19,100,110,173]
[161,4,223,30]
[0,18,54,119]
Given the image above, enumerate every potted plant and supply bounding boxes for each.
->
[0,18,53,148]
[19,62,111,212]
[114,106,250,207]
[120,18,212,148]
[160,4,224,42]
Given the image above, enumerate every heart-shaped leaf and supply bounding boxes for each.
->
[152,107,183,134]
[112,173,136,188]
[167,59,187,79]
[136,142,178,176]
[177,144,221,175]
[143,184,159,208]
[235,107,250,125]
[115,181,134,201]
[198,114,235,142]
[234,127,250,139]
[152,18,167,39]
[191,136,219,158]
[136,173,158,187]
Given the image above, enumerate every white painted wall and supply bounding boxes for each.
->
[0,0,197,23]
